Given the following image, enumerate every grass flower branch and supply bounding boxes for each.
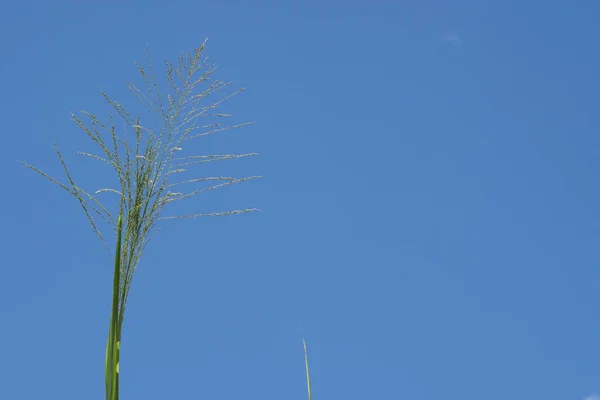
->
[22,40,259,400]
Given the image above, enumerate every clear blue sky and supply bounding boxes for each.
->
[1,1,599,399]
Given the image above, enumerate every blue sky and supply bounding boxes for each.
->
[1,1,599,399]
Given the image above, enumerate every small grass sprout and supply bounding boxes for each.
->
[303,338,313,400]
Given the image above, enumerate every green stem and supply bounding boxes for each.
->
[303,339,312,400]
[106,212,123,400]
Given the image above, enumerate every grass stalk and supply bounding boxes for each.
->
[105,212,123,400]
[303,339,313,400]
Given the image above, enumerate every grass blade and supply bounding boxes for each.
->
[303,338,312,400]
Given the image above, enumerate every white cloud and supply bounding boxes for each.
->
[584,393,600,400]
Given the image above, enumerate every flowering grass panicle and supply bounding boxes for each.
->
[22,40,259,400]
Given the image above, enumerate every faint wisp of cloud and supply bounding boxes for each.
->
[442,31,463,49]
[584,393,600,400]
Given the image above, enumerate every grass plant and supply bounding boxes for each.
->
[22,40,259,400]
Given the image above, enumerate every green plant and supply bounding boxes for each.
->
[303,338,313,400]
[22,40,259,400]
